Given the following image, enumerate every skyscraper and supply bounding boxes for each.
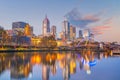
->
[70,25,76,40]
[62,19,70,40]
[79,30,83,38]
[42,16,50,36]
[83,29,90,40]
[51,25,56,38]
[59,31,65,40]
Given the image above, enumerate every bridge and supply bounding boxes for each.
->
[112,50,120,54]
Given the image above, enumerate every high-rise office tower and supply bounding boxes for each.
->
[62,19,70,40]
[83,29,90,40]
[51,25,56,38]
[79,30,83,38]
[70,25,76,40]
[42,16,50,36]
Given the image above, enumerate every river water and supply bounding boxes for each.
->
[0,51,120,80]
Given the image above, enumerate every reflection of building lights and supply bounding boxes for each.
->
[104,52,108,58]
[84,63,89,71]
[46,54,56,62]
[67,54,71,59]
[46,54,51,62]
[42,65,50,80]
[11,62,32,79]
[30,55,41,64]
[70,60,76,74]
[51,65,57,75]
[57,54,65,60]
[110,51,113,56]
[28,72,32,78]
[51,54,56,60]
[85,55,89,62]
[59,60,65,69]
[89,60,96,67]
[86,69,91,75]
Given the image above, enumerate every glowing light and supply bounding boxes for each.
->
[31,55,41,64]
[86,70,91,75]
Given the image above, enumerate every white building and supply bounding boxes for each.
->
[42,16,50,36]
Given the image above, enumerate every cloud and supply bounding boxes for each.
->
[90,26,111,35]
[90,17,113,35]
[103,17,114,25]
[64,8,100,28]
[65,8,113,36]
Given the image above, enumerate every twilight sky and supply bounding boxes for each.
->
[0,0,120,42]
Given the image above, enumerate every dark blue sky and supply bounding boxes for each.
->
[0,0,120,42]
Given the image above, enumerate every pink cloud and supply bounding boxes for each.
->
[83,15,99,22]
[92,26,111,30]
[91,26,111,35]
[103,17,113,25]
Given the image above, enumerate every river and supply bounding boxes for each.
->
[0,50,120,80]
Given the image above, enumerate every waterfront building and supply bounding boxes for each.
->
[59,31,65,40]
[62,19,70,40]
[12,22,33,45]
[79,30,83,38]
[12,22,33,37]
[89,33,94,42]
[51,25,56,38]
[0,26,5,42]
[6,30,13,37]
[83,29,90,40]
[56,39,64,47]
[31,36,42,46]
[70,25,76,40]
[42,16,50,36]
[12,22,27,36]
[24,24,32,37]
[30,26,33,36]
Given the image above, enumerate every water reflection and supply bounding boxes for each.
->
[0,50,119,80]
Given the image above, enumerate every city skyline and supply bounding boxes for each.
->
[0,0,120,42]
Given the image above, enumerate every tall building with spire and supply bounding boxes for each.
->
[42,16,50,36]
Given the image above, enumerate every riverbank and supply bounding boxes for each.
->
[0,48,107,53]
